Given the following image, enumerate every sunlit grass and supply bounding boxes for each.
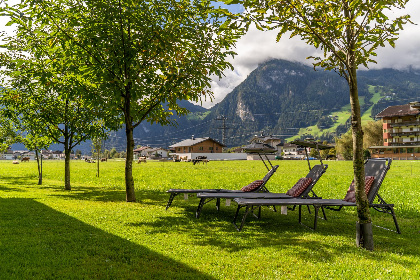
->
[1,159,420,279]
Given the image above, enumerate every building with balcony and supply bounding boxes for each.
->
[370,101,420,160]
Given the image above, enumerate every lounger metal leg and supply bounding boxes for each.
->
[389,207,401,234]
[313,205,319,230]
[166,193,178,210]
[216,198,221,211]
[233,205,252,232]
[196,198,206,218]
[233,205,242,223]
[298,204,319,231]
[320,206,327,221]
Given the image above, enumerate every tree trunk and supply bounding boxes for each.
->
[123,84,136,202]
[35,149,42,185]
[349,67,373,251]
[125,122,136,202]
[64,128,71,191]
[97,147,100,177]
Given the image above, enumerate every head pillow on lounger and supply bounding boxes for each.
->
[343,176,375,203]
[286,177,313,197]
[241,180,265,192]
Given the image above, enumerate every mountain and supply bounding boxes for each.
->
[13,59,420,153]
[100,59,420,151]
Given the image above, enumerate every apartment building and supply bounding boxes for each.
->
[370,101,420,160]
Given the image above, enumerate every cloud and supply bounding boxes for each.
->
[202,2,420,108]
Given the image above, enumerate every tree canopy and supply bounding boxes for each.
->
[2,0,243,201]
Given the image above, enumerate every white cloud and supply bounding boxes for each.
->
[203,2,420,108]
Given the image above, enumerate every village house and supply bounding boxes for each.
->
[133,146,152,158]
[169,136,246,161]
[370,101,420,160]
[170,136,225,154]
[0,147,15,160]
[249,134,283,155]
[282,143,306,159]
[134,146,169,159]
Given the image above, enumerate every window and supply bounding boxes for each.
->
[393,149,399,154]
[216,147,218,150]
[407,148,414,153]
[199,147,204,151]
[178,148,181,151]
[209,147,213,151]
[383,129,387,133]
[410,127,414,131]
[384,139,388,142]
[410,137,415,141]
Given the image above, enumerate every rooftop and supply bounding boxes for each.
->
[376,103,420,118]
[169,137,225,148]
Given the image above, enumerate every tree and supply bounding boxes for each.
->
[0,44,106,190]
[91,136,103,177]
[75,149,82,159]
[363,120,383,149]
[0,111,17,153]
[336,130,353,160]
[336,120,384,160]
[109,148,118,159]
[0,98,51,184]
[5,0,243,202]
[236,0,411,249]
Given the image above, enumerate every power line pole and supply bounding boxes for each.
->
[215,115,230,147]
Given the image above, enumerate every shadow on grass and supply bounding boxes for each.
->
[0,175,38,189]
[129,202,420,270]
[44,185,127,202]
[0,198,215,280]
[48,187,172,204]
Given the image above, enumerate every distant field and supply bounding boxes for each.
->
[1,159,419,279]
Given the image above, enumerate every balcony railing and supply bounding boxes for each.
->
[389,131,420,137]
[389,121,420,127]
[388,141,420,146]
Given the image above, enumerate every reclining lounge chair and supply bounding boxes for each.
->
[195,164,328,218]
[165,165,279,210]
[232,158,400,233]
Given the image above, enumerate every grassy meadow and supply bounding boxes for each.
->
[1,159,420,279]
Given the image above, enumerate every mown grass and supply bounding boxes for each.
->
[1,159,420,279]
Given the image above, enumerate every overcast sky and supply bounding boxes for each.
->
[203,2,420,108]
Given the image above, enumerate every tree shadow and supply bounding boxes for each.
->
[0,175,37,189]
[49,187,172,204]
[0,198,215,279]
[129,202,420,270]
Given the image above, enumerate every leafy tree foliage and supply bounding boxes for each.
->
[3,0,242,201]
[336,120,384,160]
[0,35,106,190]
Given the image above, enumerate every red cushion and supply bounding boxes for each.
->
[343,176,375,203]
[241,180,265,192]
[286,177,313,197]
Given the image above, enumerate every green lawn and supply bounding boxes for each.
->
[1,159,419,279]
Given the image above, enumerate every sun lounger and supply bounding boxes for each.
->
[232,158,400,233]
[195,164,328,218]
[165,165,279,210]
